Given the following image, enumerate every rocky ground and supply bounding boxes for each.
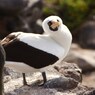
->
[3,44,95,95]
[65,43,95,88]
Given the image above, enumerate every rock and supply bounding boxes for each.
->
[5,86,75,95]
[64,44,95,72]
[4,75,11,83]
[4,62,95,95]
[4,82,95,95]
[0,0,28,15]
[0,0,44,39]
[44,77,78,90]
[4,62,82,94]
[71,85,95,95]
[73,17,95,49]
[83,89,95,95]
[4,67,22,79]
[54,62,82,82]
[79,20,95,49]
[5,92,17,95]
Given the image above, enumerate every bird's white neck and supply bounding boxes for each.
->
[50,25,72,57]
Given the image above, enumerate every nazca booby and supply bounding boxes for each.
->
[1,16,72,85]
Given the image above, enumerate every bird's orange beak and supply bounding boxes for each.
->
[50,21,60,29]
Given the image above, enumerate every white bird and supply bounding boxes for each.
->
[1,16,72,85]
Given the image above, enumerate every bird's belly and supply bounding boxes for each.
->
[5,61,39,73]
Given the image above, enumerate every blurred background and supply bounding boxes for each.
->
[0,0,95,88]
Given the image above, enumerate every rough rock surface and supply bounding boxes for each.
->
[4,61,95,95]
[4,62,82,95]
[65,44,95,72]
[5,85,95,95]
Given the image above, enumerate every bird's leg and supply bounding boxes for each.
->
[42,72,47,84]
[39,71,47,86]
[22,73,27,85]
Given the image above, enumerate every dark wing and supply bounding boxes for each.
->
[4,40,59,69]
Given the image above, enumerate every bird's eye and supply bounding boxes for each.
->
[57,19,59,22]
[48,21,52,26]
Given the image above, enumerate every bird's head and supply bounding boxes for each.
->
[42,16,63,34]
